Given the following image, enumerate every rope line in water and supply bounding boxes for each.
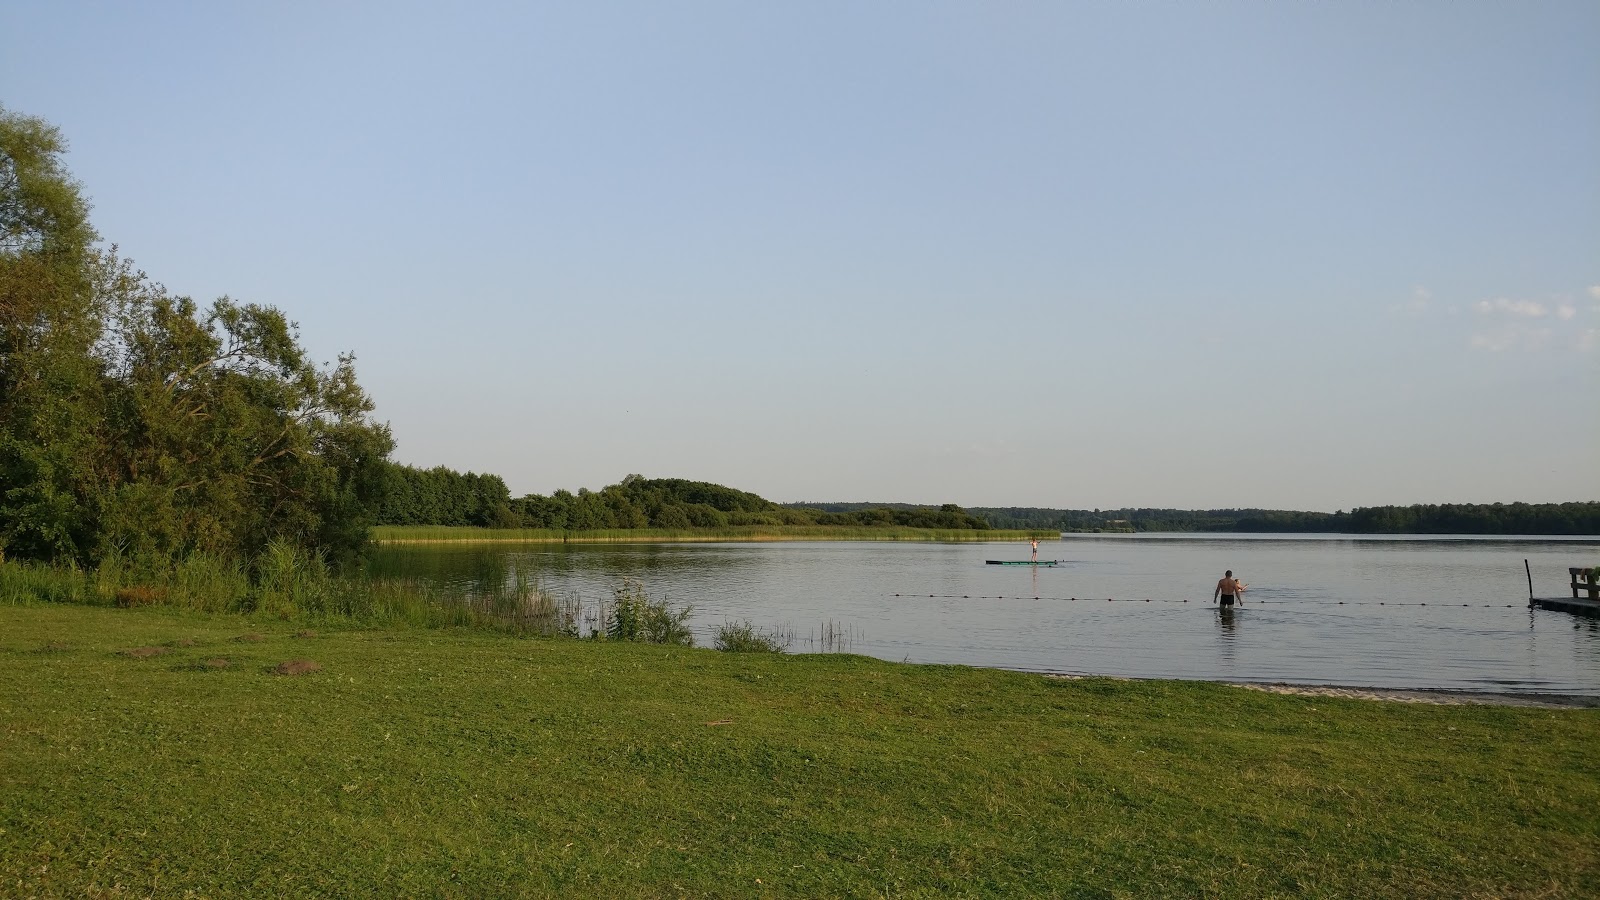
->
[886,593,1522,607]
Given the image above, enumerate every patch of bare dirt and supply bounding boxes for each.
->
[294,630,317,639]
[120,646,170,659]
[272,659,321,676]
[202,658,230,669]
[36,641,72,654]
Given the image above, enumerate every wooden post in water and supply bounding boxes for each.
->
[1525,559,1534,605]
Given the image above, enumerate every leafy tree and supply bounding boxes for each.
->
[0,106,105,560]
[1,108,393,566]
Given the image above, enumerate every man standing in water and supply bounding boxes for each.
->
[1030,538,1039,562]
[1214,570,1245,607]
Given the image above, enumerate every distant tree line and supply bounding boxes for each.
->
[374,464,517,529]
[867,503,1600,535]
[1345,502,1600,535]
[373,474,992,531]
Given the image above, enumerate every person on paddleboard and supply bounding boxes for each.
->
[1214,570,1246,607]
[1030,538,1039,562]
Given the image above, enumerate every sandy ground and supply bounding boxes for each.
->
[1043,674,1598,709]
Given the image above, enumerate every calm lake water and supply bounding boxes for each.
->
[368,535,1600,695]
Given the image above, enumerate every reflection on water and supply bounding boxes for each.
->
[1216,607,1238,669]
[367,535,1600,694]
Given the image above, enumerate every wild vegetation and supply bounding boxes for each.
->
[3,601,1597,898]
[714,618,791,652]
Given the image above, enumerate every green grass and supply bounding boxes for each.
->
[2,603,1596,898]
[373,525,1042,543]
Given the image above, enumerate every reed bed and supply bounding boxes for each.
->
[0,551,570,636]
[372,525,1040,544]
[1,555,736,648]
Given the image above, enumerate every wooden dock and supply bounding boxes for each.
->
[1530,596,1600,617]
[1528,566,1600,616]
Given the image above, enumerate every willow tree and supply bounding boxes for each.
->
[94,262,394,564]
[1,107,392,566]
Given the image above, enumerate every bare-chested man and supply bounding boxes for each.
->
[1030,539,1039,562]
[1214,570,1245,607]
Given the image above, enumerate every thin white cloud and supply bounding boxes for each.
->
[1475,298,1547,317]
[1465,290,1596,353]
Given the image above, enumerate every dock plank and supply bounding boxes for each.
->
[1530,596,1600,617]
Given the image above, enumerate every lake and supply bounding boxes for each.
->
[367,535,1600,695]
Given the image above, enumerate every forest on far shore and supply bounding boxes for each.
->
[373,467,992,532]
[373,461,1600,536]
[804,501,1600,535]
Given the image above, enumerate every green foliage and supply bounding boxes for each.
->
[478,474,993,532]
[372,462,513,528]
[0,108,393,568]
[601,578,693,645]
[0,106,103,562]
[714,619,790,653]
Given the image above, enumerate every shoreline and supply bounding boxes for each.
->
[1227,681,1600,708]
[1044,672,1599,708]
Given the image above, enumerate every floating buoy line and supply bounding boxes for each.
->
[886,593,1522,608]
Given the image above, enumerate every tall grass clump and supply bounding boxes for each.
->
[714,620,790,653]
[169,552,250,613]
[253,539,333,617]
[599,579,693,645]
[0,558,93,606]
[468,572,577,637]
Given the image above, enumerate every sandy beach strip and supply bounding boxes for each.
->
[1043,673,1598,709]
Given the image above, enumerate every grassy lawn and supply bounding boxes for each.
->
[372,525,1040,543]
[2,603,1596,898]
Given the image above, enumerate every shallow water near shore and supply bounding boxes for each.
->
[367,534,1600,695]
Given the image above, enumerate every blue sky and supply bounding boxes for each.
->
[4,2,1596,509]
